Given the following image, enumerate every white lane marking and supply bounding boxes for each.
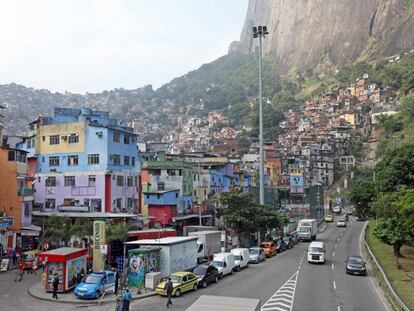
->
[333,251,335,257]
[334,243,337,248]
[261,270,299,311]
[332,263,334,270]
[333,281,336,289]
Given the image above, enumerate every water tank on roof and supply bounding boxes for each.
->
[81,108,91,115]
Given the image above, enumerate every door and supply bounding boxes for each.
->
[104,272,115,293]
[181,275,189,292]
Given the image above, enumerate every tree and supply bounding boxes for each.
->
[373,217,409,259]
[106,223,130,243]
[44,216,91,247]
[216,191,286,234]
[347,180,376,219]
[395,189,414,240]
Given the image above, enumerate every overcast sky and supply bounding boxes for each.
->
[0,0,248,94]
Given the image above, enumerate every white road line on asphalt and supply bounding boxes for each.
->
[337,306,341,311]
[333,281,336,289]
[332,263,334,270]
[333,251,335,257]
[261,270,299,311]
[334,243,337,248]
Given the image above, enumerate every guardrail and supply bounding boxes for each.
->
[364,226,410,311]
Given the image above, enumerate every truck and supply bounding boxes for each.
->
[297,219,317,241]
[126,236,198,278]
[188,231,221,263]
[183,225,219,236]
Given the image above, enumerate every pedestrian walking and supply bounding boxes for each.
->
[14,261,24,282]
[115,296,123,311]
[165,277,173,308]
[12,248,17,265]
[32,260,37,275]
[114,268,119,295]
[122,288,132,311]
[52,273,59,299]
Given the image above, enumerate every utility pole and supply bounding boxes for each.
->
[253,25,269,244]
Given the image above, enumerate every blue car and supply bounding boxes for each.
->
[74,271,116,299]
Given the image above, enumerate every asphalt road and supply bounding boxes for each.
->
[0,218,387,311]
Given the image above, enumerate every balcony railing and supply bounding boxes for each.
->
[17,188,34,196]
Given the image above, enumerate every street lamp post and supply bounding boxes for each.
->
[253,25,269,244]
[253,25,268,207]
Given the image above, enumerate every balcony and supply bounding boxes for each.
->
[71,186,96,196]
[18,188,34,196]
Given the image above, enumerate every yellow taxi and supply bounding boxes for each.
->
[156,271,198,297]
[324,214,334,222]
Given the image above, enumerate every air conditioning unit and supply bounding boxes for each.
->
[61,135,67,141]
[96,131,103,137]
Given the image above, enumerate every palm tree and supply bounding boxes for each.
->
[44,215,92,247]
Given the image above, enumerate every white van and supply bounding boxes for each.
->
[307,241,325,264]
[231,248,250,270]
[210,252,236,277]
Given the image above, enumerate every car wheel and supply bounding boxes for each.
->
[219,273,223,279]
[175,289,181,297]
[237,266,241,272]
[202,281,207,288]
[229,269,233,275]
[193,284,198,291]
[95,291,100,299]
[214,276,219,283]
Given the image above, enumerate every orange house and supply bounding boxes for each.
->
[0,147,31,248]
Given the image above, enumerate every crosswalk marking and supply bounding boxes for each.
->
[261,271,299,311]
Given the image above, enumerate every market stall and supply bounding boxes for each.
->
[38,247,87,293]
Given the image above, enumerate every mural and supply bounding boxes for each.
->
[127,249,160,289]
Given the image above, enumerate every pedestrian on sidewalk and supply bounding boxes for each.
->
[165,277,173,308]
[14,261,24,282]
[52,273,59,299]
[115,296,123,311]
[32,260,38,275]
[114,268,119,295]
[122,288,132,311]
[12,248,17,265]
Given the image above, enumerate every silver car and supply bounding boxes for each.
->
[248,247,265,264]
[336,219,347,227]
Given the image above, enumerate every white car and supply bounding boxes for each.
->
[307,241,325,264]
[231,248,249,269]
[210,253,236,278]
[337,219,347,227]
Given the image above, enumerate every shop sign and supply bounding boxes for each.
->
[0,217,13,228]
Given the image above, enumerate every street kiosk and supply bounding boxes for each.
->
[38,247,88,293]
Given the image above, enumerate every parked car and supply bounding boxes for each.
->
[231,248,250,269]
[193,265,220,288]
[345,256,366,275]
[282,236,294,249]
[259,241,277,257]
[307,241,325,264]
[337,218,347,227]
[248,247,265,264]
[74,271,116,299]
[324,214,334,222]
[210,253,236,277]
[274,239,287,253]
[156,272,198,297]
[287,232,299,245]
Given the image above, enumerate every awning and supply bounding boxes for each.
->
[21,225,41,231]
[172,214,201,221]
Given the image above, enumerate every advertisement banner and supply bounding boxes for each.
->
[66,256,87,289]
[0,217,13,228]
[92,220,106,272]
[128,249,160,289]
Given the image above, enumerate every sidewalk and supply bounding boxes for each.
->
[28,282,156,305]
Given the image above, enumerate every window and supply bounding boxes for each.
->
[84,199,90,208]
[127,176,133,187]
[127,198,133,208]
[167,169,176,176]
[42,136,45,142]
[45,176,56,187]
[68,134,79,143]
[67,155,79,166]
[152,169,161,176]
[49,156,59,167]
[91,199,102,212]
[8,150,15,161]
[50,135,60,145]
[134,176,138,186]
[45,199,55,209]
[88,154,99,165]
[113,132,120,142]
[27,139,31,149]
[116,198,122,208]
[132,157,135,167]
[124,135,130,144]
[88,175,96,187]
[116,175,124,186]
[64,176,75,187]
[113,154,120,166]
[63,198,76,206]
[124,156,130,166]
[157,182,165,190]
[31,138,35,148]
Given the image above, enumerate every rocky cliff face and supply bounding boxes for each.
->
[236,0,414,74]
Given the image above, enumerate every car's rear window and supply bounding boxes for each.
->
[193,266,207,275]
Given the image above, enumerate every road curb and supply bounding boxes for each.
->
[361,221,408,311]
[28,286,156,305]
